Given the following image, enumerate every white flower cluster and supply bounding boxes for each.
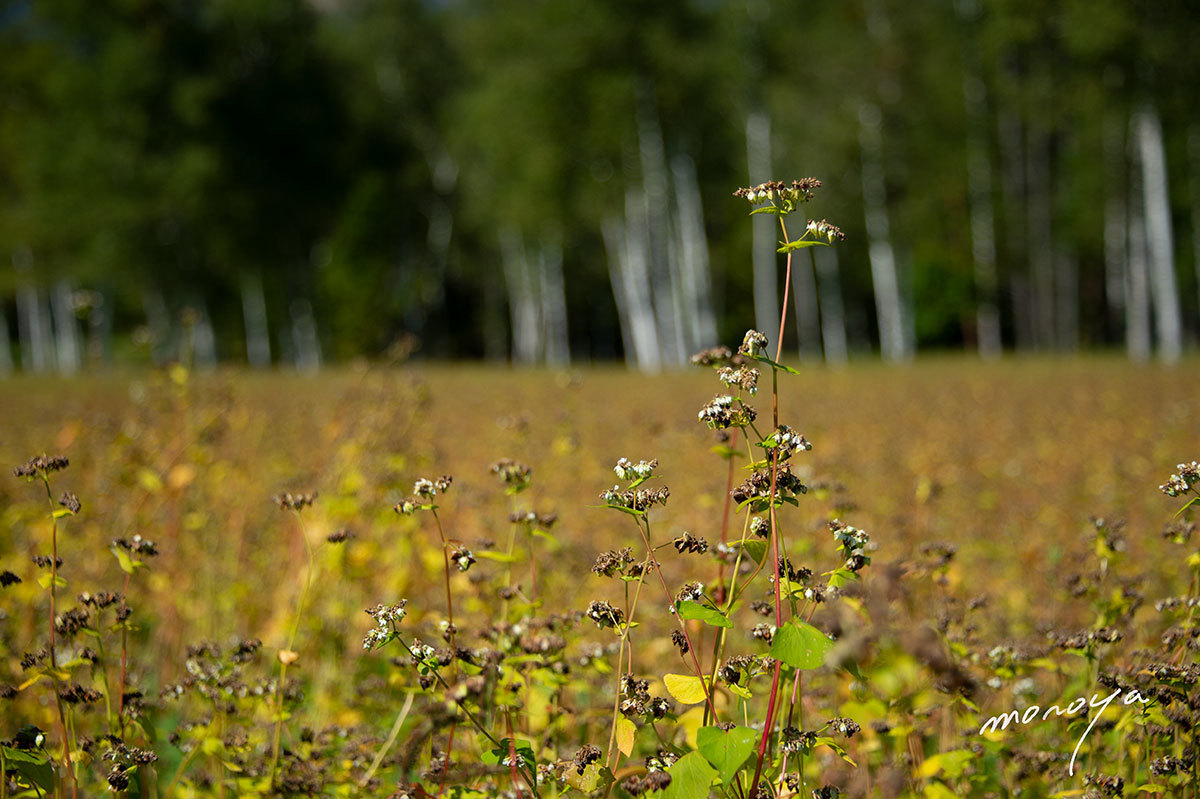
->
[613,457,658,482]
[362,600,408,650]
[1161,461,1199,497]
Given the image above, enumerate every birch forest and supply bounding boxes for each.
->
[1,0,1197,370]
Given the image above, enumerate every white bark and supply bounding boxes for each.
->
[1190,127,1200,324]
[672,154,718,352]
[538,239,570,367]
[638,97,684,366]
[500,228,540,365]
[858,102,909,361]
[814,246,848,365]
[289,298,321,374]
[747,110,779,349]
[791,226,822,361]
[193,302,218,370]
[1136,104,1183,362]
[603,204,661,372]
[1126,132,1152,361]
[241,275,271,367]
[52,281,81,374]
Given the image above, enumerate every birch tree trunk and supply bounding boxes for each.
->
[746,109,779,349]
[538,239,570,367]
[1136,104,1183,362]
[813,246,848,365]
[289,298,321,374]
[1126,131,1152,361]
[638,95,684,366]
[859,102,909,361]
[242,274,271,367]
[1190,126,1200,329]
[957,0,1002,357]
[193,302,218,371]
[672,153,718,351]
[52,281,82,374]
[0,303,13,376]
[603,203,661,372]
[1103,113,1128,338]
[500,228,540,365]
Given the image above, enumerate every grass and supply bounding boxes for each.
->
[0,355,1197,797]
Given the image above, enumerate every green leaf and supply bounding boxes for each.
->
[36,573,67,589]
[746,352,801,375]
[663,673,709,705]
[587,504,646,517]
[661,751,717,799]
[110,545,138,574]
[696,725,757,785]
[475,550,519,563]
[675,600,731,628]
[2,746,55,794]
[481,738,535,768]
[749,205,782,215]
[52,508,74,519]
[740,540,768,564]
[770,620,834,670]
[1175,495,1199,518]
[777,239,827,252]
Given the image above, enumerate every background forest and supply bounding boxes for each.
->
[1,0,1198,370]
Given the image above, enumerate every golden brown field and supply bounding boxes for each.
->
[1,358,1197,797]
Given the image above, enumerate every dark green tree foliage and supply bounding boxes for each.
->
[0,0,1197,363]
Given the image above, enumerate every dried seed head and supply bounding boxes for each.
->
[14,454,69,478]
[585,600,625,629]
[273,491,317,511]
[58,492,81,514]
[690,346,734,367]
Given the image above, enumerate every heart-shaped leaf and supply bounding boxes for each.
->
[696,725,758,785]
[769,620,834,670]
[661,751,717,799]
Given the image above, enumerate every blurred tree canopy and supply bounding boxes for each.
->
[1,0,1198,369]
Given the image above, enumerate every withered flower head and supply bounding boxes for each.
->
[490,459,532,489]
[273,491,317,511]
[733,178,822,207]
[690,346,734,367]
[0,570,20,588]
[14,454,69,479]
[58,492,81,514]
[585,600,625,629]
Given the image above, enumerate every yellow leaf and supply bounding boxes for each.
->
[663,673,707,705]
[616,716,636,756]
